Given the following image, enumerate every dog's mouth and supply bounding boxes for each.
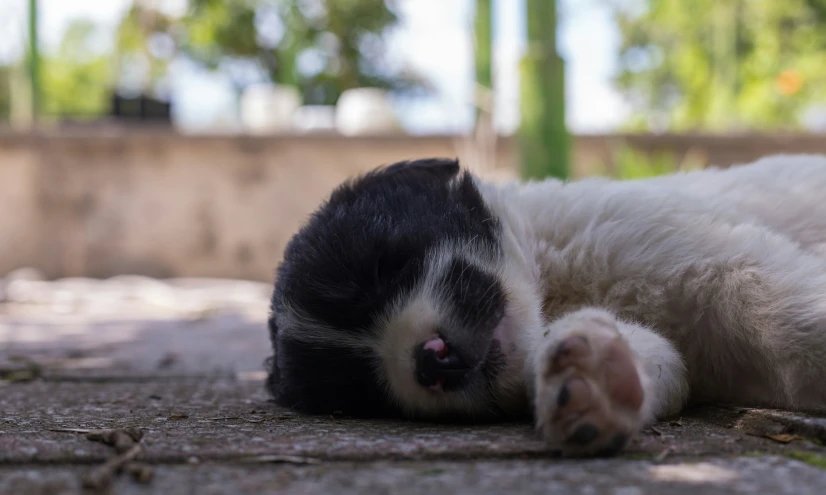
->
[415,313,515,393]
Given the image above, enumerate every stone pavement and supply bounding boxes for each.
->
[2,273,826,494]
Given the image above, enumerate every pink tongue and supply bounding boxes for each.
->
[423,337,448,359]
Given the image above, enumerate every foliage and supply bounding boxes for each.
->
[519,0,569,180]
[607,144,704,180]
[475,0,492,90]
[0,66,10,118]
[141,0,424,105]
[612,0,826,131]
[3,0,415,120]
[114,3,176,93]
[41,19,112,118]
[612,146,677,179]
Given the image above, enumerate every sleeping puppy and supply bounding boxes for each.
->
[266,154,826,456]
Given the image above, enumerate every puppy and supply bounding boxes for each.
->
[266,154,826,456]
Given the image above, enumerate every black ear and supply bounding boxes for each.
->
[381,157,460,182]
[330,157,462,204]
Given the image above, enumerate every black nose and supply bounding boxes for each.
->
[414,339,470,390]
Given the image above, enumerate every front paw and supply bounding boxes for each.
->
[534,317,645,457]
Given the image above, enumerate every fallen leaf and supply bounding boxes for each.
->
[766,434,804,444]
[86,428,144,449]
[668,419,683,427]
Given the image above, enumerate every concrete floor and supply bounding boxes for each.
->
[2,275,826,494]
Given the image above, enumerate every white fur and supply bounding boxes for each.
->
[473,154,826,448]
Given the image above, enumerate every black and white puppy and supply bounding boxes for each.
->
[266,155,826,456]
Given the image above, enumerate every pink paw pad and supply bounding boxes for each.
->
[537,332,645,456]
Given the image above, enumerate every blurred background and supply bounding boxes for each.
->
[4,2,826,477]
[2,0,826,283]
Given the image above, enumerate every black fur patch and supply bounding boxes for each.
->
[266,158,502,417]
[439,258,506,332]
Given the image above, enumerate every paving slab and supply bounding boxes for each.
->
[2,456,825,495]
[1,379,825,465]
[2,275,826,494]
[1,276,272,377]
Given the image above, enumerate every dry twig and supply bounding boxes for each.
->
[82,443,144,489]
[52,427,153,489]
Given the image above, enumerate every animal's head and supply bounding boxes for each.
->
[266,158,535,421]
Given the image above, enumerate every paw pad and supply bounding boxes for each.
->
[536,329,645,457]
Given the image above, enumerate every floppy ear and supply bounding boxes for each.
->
[327,157,462,205]
[381,157,461,182]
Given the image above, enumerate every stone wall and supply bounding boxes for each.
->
[573,133,826,176]
[0,131,518,282]
[1,130,824,281]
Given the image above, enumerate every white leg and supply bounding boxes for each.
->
[531,307,688,456]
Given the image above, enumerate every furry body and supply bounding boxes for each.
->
[267,154,826,456]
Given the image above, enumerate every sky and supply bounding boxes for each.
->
[0,0,630,134]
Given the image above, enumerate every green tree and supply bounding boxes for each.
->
[41,19,112,118]
[0,66,11,119]
[475,0,492,93]
[126,0,424,105]
[613,0,826,131]
[114,2,176,94]
[520,0,569,179]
